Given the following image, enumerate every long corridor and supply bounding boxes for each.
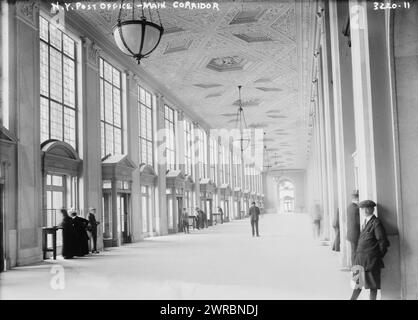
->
[0,213,353,300]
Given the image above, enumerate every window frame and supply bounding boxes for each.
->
[138,85,154,167]
[39,15,78,150]
[164,105,176,171]
[99,57,123,158]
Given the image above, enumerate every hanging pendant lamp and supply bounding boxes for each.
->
[113,0,164,64]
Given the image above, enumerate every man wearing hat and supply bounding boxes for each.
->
[249,201,261,237]
[350,200,390,300]
[346,190,360,265]
[87,207,100,253]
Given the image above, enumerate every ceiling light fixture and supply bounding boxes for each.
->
[233,85,251,152]
[113,0,164,64]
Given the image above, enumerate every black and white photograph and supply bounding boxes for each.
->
[0,0,417,305]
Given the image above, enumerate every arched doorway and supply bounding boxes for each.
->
[278,179,295,214]
[41,140,82,255]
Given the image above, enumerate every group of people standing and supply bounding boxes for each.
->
[180,206,227,234]
[60,207,100,259]
[180,207,210,234]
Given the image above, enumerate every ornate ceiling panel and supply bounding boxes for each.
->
[73,0,316,170]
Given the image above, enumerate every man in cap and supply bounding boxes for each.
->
[350,200,390,300]
[347,190,360,265]
[87,207,100,253]
[249,201,261,237]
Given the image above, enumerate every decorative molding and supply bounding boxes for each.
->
[81,36,101,68]
[16,1,39,27]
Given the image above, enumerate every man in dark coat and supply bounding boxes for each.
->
[201,209,208,228]
[194,207,201,230]
[87,207,100,253]
[70,208,90,257]
[249,202,261,237]
[350,200,390,300]
[60,209,76,259]
[181,208,189,234]
[347,190,360,265]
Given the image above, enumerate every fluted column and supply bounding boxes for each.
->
[349,0,400,299]
[125,71,142,241]
[80,36,103,250]
[155,93,168,235]
[328,0,357,269]
[10,1,43,265]
[192,121,201,209]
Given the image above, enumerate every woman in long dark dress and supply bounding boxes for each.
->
[70,209,90,256]
[60,209,76,259]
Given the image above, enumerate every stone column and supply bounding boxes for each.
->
[125,71,142,242]
[349,0,401,299]
[192,121,201,208]
[80,36,103,251]
[393,4,418,299]
[321,3,339,252]
[10,2,43,265]
[328,0,357,269]
[155,93,167,235]
[316,68,330,241]
[177,111,185,174]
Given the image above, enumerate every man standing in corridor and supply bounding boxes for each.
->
[249,202,261,237]
[350,200,390,300]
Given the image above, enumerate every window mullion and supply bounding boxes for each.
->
[47,36,52,141]
[61,35,65,144]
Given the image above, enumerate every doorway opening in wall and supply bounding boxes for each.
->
[0,183,4,272]
[204,199,212,226]
[117,193,131,244]
[176,197,183,233]
[278,180,295,214]
[234,199,240,220]
[102,191,112,245]
[141,185,155,237]
[224,200,229,220]
[44,173,78,251]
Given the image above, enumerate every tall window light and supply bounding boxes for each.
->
[138,86,154,166]
[209,137,217,183]
[233,150,241,188]
[251,166,255,191]
[224,145,231,184]
[244,164,249,189]
[197,128,207,179]
[219,144,225,184]
[99,58,122,158]
[40,16,77,149]
[184,119,193,176]
[164,105,176,171]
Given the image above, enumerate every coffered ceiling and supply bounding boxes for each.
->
[72,0,316,171]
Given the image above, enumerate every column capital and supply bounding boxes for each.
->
[81,36,101,69]
[124,70,140,94]
[177,110,185,121]
[16,1,40,28]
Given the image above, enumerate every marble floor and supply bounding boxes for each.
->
[0,213,358,300]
